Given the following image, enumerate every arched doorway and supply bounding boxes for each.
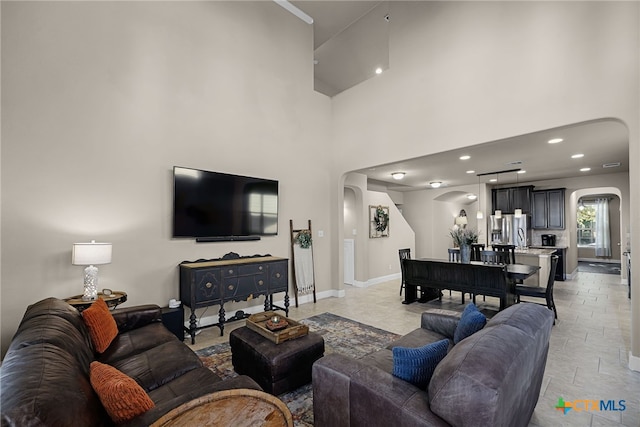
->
[569,187,626,282]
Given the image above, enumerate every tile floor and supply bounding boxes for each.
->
[188,270,639,426]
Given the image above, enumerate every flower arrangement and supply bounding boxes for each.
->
[449,227,479,247]
[296,230,313,249]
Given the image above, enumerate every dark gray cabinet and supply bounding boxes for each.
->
[532,189,565,229]
[180,253,289,343]
[492,186,534,214]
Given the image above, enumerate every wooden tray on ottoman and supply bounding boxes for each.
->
[246,311,308,344]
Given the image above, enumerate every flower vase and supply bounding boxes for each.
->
[460,244,471,264]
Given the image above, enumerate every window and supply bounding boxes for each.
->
[577,201,597,246]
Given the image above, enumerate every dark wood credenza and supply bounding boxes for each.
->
[179,253,289,344]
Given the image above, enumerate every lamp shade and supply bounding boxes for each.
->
[72,241,112,265]
[455,216,468,226]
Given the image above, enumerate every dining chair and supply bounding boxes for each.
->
[470,243,485,262]
[492,244,516,264]
[399,248,411,296]
[515,255,559,322]
[480,250,510,265]
[448,248,471,303]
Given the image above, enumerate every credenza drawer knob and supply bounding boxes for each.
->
[228,269,234,274]
[258,280,264,286]
[206,282,212,289]
[259,266,263,271]
[275,273,281,278]
[228,285,234,291]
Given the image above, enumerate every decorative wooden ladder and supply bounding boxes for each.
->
[289,219,317,307]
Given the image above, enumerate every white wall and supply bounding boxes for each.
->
[366,191,414,281]
[343,173,415,285]
[331,2,639,362]
[1,2,332,356]
[402,185,483,259]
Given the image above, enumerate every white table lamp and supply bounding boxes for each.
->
[72,240,112,301]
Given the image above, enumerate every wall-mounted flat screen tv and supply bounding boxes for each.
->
[173,166,278,240]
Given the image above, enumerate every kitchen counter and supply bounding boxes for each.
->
[528,245,568,250]
[514,248,556,287]
[515,248,557,256]
[527,246,567,281]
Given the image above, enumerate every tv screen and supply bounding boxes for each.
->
[173,166,278,239]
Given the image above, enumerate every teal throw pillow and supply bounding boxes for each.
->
[453,303,487,344]
[392,339,449,389]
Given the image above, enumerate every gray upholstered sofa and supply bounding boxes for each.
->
[312,303,554,427]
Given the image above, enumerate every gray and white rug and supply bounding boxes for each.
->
[196,312,400,426]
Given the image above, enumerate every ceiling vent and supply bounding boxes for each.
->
[507,161,523,166]
[602,162,621,168]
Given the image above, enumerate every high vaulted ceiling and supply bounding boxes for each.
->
[284,2,629,192]
[292,1,388,97]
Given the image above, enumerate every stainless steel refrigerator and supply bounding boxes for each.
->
[489,214,530,248]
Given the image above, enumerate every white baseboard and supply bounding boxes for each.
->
[629,352,640,372]
[350,273,401,288]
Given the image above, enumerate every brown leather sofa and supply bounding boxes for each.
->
[0,297,261,426]
[312,303,554,427]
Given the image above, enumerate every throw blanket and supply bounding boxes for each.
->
[293,244,315,294]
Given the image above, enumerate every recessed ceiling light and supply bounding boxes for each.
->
[466,170,475,174]
[391,172,405,180]
[580,167,591,172]
[548,138,563,144]
[467,194,477,200]
[489,178,497,182]
[459,155,471,160]
[517,170,526,174]
[375,67,383,75]
[571,153,584,159]
[430,181,442,188]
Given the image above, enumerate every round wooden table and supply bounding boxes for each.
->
[64,291,127,312]
[150,388,293,427]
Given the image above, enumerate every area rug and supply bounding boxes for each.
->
[196,312,400,426]
[578,261,621,275]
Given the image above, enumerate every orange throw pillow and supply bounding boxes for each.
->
[90,361,155,423]
[82,298,118,353]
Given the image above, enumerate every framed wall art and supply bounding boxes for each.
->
[369,205,390,238]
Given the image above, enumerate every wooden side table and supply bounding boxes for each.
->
[150,388,293,427]
[64,291,127,312]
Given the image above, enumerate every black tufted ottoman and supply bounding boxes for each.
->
[229,326,325,395]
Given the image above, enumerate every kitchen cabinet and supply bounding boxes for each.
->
[532,188,565,229]
[491,186,534,214]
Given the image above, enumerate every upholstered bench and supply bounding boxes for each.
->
[229,326,325,395]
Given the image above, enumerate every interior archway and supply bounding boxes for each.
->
[568,187,625,282]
